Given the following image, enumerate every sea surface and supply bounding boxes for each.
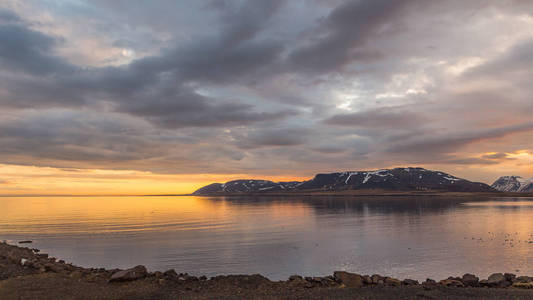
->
[1,195,533,281]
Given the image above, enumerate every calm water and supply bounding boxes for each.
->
[1,195,533,281]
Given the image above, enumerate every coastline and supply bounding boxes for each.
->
[1,242,533,299]
[190,190,533,197]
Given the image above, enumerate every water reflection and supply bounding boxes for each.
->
[1,196,532,281]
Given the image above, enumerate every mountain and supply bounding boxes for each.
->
[193,167,495,195]
[192,180,301,195]
[491,176,533,192]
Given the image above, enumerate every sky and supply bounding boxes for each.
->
[1,0,533,195]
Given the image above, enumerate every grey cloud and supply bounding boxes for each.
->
[0,23,75,75]
[0,6,294,129]
[0,8,20,23]
[235,128,311,149]
[287,0,419,74]
[2,1,533,179]
[466,38,533,79]
[324,108,426,128]
[386,122,533,155]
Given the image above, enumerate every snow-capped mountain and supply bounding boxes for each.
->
[296,167,493,192]
[193,167,495,195]
[192,180,301,195]
[491,176,533,192]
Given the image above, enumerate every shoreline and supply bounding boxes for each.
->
[2,242,533,299]
[190,190,533,197]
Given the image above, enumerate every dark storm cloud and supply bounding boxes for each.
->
[0,23,75,75]
[0,8,20,22]
[287,0,419,74]
[0,6,292,127]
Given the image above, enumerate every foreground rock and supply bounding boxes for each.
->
[109,265,148,282]
[2,242,533,299]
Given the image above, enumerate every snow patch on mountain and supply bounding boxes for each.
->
[491,176,528,192]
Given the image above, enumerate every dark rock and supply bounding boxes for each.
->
[462,273,479,287]
[44,263,63,273]
[288,275,304,283]
[402,279,419,286]
[18,240,33,244]
[439,279,464,287]
[371,274,385,284]
[362,275,372,284]
[164,269,177,277]
[515,276,533,283]
[384,277,402,286]
[109,265,148,282]
[323,275,338,286]
[504,273,516,282]
[425,278,436,284]
[333,271,364,288]
[487,273,511,287]
[479,279,489,287]
[153,271,163,279]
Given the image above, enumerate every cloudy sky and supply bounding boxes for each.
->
[1,0,533,195]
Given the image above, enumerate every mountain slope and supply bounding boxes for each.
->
[297,167,493,192]
[193,167,495,195]
[491,176,525,192]
[491,176,533,192]
[192,180,301,195]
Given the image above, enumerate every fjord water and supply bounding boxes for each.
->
[1,196,533,281]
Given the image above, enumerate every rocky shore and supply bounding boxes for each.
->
[1,241,533,299]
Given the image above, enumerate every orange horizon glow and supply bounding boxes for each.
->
[1,150,533,196]
[0,164,308,196]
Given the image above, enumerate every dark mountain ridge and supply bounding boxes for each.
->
[193,167,495,195]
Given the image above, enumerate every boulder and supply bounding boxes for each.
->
[462,273,479,287]
[289,275,303,282]
[402,279,419,286]
[504,273,516,282]
[362,275,372,285]
[487,273,511,287]
[371,274,385,284]
[333,271,364,288]
[515,276,533,283]
[109,265,148,282]
[163,269,177,277]
[384,277,401,286]
[439,279,464,287]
